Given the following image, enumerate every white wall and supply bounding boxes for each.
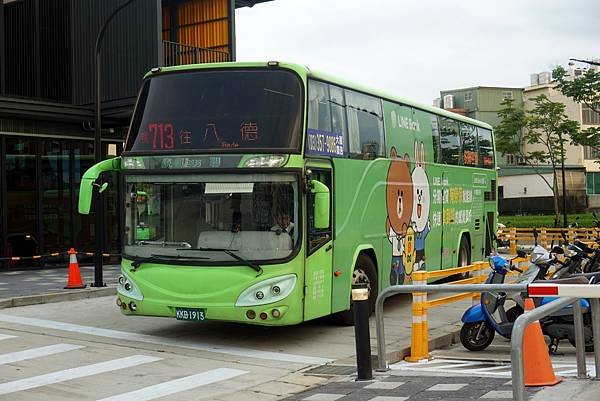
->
[499,173,554,199]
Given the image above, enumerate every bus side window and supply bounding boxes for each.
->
[329,85,347,143]
[430,114,441,163]
[345,90,384,160]
[477,127,495,168]
[461,123,478,167]
[308,81,332,132]
[307,170,332,255]
[439,117,461,165]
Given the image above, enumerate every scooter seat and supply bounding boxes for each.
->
[542,276,589,285]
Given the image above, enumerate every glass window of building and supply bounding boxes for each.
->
[6,138,39,261]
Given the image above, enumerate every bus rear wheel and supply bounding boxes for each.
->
[333,254,378,326]
[457,235,471,280]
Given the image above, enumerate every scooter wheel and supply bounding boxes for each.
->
[568,337,594,352]
[460,322,495,351]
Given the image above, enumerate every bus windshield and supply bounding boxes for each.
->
[126,69,303,153]
[124,173,299,263]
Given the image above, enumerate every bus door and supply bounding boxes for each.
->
[304,168,333,321]
[440,171,455,267]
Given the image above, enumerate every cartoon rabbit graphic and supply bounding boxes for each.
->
[411,141,431,273]
[385,147,414,286]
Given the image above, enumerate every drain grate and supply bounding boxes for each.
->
[305,365,357,375]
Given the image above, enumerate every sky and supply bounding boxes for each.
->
[235,0,600,105]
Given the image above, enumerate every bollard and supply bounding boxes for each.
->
[352,283,373,380]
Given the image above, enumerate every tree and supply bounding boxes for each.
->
[495,96,580,222]
[553,65,600,151]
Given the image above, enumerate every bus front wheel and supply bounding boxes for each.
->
[333,254,378,326]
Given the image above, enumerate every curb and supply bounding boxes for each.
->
[0,287,117,310]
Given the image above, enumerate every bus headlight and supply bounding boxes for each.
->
[117,270,144,301]
[235,274,296,307]
[243,155,287,168]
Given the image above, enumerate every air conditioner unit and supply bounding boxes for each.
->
[530,73,539,86]
[538,71,551,84]
[443,94,454,109]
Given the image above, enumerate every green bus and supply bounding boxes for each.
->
[79,61,497,326]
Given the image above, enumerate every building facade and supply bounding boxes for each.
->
[0,0,271,267]
[437,73,600,216]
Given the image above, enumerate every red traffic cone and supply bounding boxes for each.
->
[64,248,86,289]
[523,298,562,386]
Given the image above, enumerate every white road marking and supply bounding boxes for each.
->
[95,368,248,401]
[0,343,84,365]
[0,355,161,395]
[0,314,332,365]
[0,334,16,341]
[389,358,596,378]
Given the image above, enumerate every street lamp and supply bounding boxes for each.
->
[93,0,137,287]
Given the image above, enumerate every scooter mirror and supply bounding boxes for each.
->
[551,246,564,254]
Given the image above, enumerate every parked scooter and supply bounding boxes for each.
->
[460,252,529,351]
[460,247,596,353]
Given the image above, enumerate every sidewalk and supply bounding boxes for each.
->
[0,264,121,307]
[283,370,600,401]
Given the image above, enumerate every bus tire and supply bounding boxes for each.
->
[457,235,471,280]
[333,254,378,326]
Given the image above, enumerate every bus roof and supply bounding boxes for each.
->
[148,61,493,130]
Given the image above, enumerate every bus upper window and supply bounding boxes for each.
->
[430,115,441,163]
[461,123,478,167]
[308,81,332,133]
[477,127,495,168]
[439,117,461,165]
[345,90,384,160]
[329,85,347,139]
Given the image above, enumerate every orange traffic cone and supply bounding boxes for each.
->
[523,298,562,386]
[64,248,86,289]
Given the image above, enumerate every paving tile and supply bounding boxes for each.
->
[369,397,409,401]
[480,390,513,399]
[426,383,468,391]
[364,381,404,390]
[302,394,346,401]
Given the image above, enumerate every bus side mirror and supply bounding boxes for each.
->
[311,179,330,230]
[79,157,121,215]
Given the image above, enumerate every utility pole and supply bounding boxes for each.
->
[93,0,137,287]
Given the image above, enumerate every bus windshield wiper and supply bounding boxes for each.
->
[178,247,263,276]
[136,240,192,248]
[130,253,208,271]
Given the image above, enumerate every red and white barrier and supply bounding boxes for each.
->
[528,283,600,298]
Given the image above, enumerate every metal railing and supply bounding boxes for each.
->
[375,283,600,401]
[498,227,600,254]
[375,283,529,370]
[511,296,600,401]
[163,41,230,67]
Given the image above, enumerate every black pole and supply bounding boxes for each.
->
[93,0,137,287]
[352,283,373,380]
[562,154,567,229]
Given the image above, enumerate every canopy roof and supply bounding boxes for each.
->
[235,0,274,8]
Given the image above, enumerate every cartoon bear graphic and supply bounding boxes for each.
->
[385,147,414,286]
[411,141,431,273]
